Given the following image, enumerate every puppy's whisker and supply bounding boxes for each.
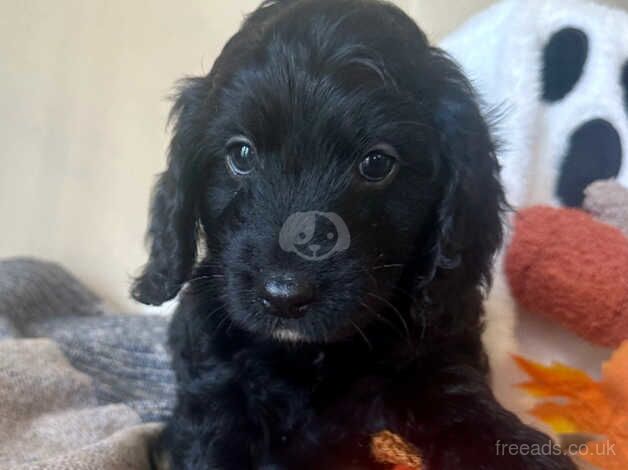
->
[225,317,236,335]
[187,277,225,295]
[392,286,418,308]
[356,266,379,290]
[188,276,225,287]
[391,286,427,341]
[370,264,404,271]
[189,274,225,281]
[366,292,410,339]
[350,319,372,350]
[205,304,226,319]
[341,264,405,277]
[360,301,404,339]
[214,312,232,333]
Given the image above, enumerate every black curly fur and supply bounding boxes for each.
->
[133,1,576,468]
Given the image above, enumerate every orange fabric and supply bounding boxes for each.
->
[371,431,423,469]
[505,206,628,347]
[515,342,628,469]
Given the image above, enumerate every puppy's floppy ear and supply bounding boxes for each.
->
[132,77,209,305]
[424,49,505,293]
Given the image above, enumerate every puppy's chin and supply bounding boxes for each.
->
[271,327,307,343]
[267,322,360,344]
[263,320,356,345]
[227,306,365,345]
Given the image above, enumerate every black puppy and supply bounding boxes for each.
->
[133,1,576,469]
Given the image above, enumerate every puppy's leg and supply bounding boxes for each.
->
[165,394,264,469]
[392,364,576,470]
[164,356,302,470]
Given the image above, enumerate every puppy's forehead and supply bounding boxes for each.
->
[229,62,391,152]
[211,0,430,157]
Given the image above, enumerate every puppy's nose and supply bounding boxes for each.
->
[258,273,315,318]
[308,244,321,255]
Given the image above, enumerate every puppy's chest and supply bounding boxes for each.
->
[241,353,393,439]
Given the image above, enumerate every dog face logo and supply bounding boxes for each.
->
[279,211,350,261]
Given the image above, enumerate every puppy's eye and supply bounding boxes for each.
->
[226,138,256,176]
[358,146,398,183]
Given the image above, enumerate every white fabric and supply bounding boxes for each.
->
[441,0,628,209]
[440,0,626,413]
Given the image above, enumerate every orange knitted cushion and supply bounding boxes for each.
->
[505,206,628,348]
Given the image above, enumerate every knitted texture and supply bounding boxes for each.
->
[505,207,628,347]
[0,257,175,469]
[0,258,104,332]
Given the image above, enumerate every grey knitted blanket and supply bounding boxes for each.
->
[0,258,175,470]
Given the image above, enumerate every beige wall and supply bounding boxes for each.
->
[0,0,624,311]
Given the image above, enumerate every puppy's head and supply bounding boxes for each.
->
[132,0,504,343]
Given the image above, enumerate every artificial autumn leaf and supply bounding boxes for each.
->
[515,341,628,469]
[371,430,423,470]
